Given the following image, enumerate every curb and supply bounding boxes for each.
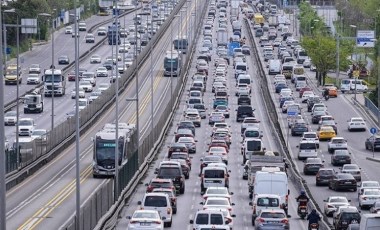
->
[366,157,380,163]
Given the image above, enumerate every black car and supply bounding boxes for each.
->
[307,96,321,112]
[334,209,361,230]
[312,111,327,124]
[316,168,336,186]
[156,165,185,194]
[178,121,196,136]
[331,149,351,166]
[275,83,287,93]
[303,157,324,175]
[103,60,114,70]
[236,105,254,122]
[291,122,308,136]
[174,128,194,142]
[365,135,380,151]
[167,143,188,158]
[329,173,357,191]
[58,55,70,64]
[237,94,251,105]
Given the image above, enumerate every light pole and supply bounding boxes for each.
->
[4,9,20,168]
[0,6,6,230]
[336,34,340,86]
[350,24,357,101]
[50,9,56,132]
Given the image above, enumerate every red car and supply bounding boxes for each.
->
[145,178,175,193]
[299,86,312,98]
[208,140,229,152]
[67,71,76,81]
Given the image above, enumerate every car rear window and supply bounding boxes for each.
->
[204,169,225,178]
[260,212,285,218]
[257,197,280,207]
[144,196,167,207]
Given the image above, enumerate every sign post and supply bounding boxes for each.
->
[356,30,375,47]
[370,127,377,158]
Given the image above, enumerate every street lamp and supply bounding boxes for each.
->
[371,38,380,126]
[4,8,20,168]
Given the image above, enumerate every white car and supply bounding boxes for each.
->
[203,187,233,201]
[359,189,380,209]
[98,83,110,92]
[327,137,348,153]
[65,26,73,34]
[301,91,314,103]
[323,196,351,216]
[76,98,89,110]
[71,88,85,99]
[184,108,201,127]
[301,132,320,147]
[31,129,47,144]
[79,80,93,92]
[341,164,361,181]
[279,88,292,97]
[200,197,235,211]
[281,100,295,113]
[4,110,17,126]
[208,146,228,164]
[236,83,250,96]
[18,118,35,136]
[26,74,40,84]
[88,90,102,103]
[127,210,164,230]
[347,117,366,131]
[28,64,41,74]
[96,67,108,77]
[358,181,380,198]
[90,54,101,64]
[204,207,235,229]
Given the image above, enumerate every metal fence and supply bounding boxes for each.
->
[364,96,380,120]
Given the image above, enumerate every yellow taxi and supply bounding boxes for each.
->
[317,126,336,140]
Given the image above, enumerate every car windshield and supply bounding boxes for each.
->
[260,212,285,218]
[330,198,348,203]
[207,188,227,195]
[352,118,363,122]
[204,170,225,178]
[5,111,16,117]
[300,143,316,149]
[133,212,158,219]
[344,165,358,170]
[32,130,46,135]
[144,196,167,207]
[206,199,229,206]
[303,133,316,138]
[364,190,380,195]
[257,197,279,207]
[19,120,32,126]
[158,168,180,177]
[364,182,379,187]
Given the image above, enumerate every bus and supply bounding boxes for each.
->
[173,37,188,54]
[98,6,110,16]
[164,50,181,77]
[92,123,137,177]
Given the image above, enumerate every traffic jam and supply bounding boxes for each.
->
[123,0,380,229]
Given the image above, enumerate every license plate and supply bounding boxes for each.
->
[140,222,151,226]
[267,221,279,223]
[345,182,351,184]
[301,209,306,213]
[305,150,311,152]
[376,145,380,148]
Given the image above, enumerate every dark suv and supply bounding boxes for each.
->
[156,165,185,194]
[334,209,361,230]
[237,94,251,105]
[236,105,254,122]
[307,96,321,112]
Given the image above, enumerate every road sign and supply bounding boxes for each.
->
[5,47,11,54]
[370,127,377,135]
[228,42,240,56]
[356,30,375,47]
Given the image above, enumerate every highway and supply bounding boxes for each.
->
[115,3,309,230]
[4,8,140,143]
[252,5,380,227]
[5,1,195,229]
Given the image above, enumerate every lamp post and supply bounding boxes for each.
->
[0,7,6,230]
[350,24,357,101]
[4,9,20,168]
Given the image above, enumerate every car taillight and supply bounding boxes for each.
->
[226,217,232,223]
[147,186,153,192]
[363,197,367,200]
[154,221,161,224]
[327,204,334,208]
[258,218,265,223]
[130,220,138,224]
[281,219,289,224]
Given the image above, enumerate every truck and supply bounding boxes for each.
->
[23,93,43,113]
[163,50,181,77]
[217,29,228,47]
[243,151,287,198]
[4,64,22,85]
[107,24,121,45]
[92,123,137,177]
[232,20,242,33]
[268,15,279,27]
[42,69,66,96]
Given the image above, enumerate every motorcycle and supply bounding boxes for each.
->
[324,94,329,101]
[297,205,307,219]
[309,223,319,230]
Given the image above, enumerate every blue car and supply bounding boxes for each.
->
[275,83,288,93]
[279,97,293,108]
[291,123,309,136]
[213,99,228,109]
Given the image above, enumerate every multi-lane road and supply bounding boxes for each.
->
[5,0,199,228]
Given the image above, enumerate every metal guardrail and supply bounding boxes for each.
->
[364,97,380,121]
[243,14,332,230]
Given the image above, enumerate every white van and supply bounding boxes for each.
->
[189,210,228,229]
[253,171,289,209]
[235,62,248,78]
[237,74,251,86]
[200,166,229,193]
[249,194,282,221]
[340,79,368,93]
[297,140,318,160]
[138,193,173,227]
[268,59,282,75]
[360,213,380,229]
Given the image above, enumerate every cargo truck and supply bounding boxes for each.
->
[217,29,228,47]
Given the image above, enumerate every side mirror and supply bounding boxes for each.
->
[296,145,299,148]
[230,192,234,195]
[126,216,131,219]
[189,220,194,224]
[144,183,148,186]
[231,214,236,217]
[199,202,204,205]
[231,203,235,206]
[323,199,327,202]
[249,202,253,206]
[137,201,142,205]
